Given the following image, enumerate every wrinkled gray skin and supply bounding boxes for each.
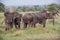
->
[31,11,59,27]
[31,11,53,28]
[4,12,13,31]
[22,13,34,28]
[4,12,22,31]
[22,10,54,29]
[13,12,22,29]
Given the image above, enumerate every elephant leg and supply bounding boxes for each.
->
[31,23,36,28]
[33,23,36,28]
[5,27,9,31]
[24,23,27,29]
[5,26,9,31]
[53,17,55,25]
[18,22,20,29]
[10,23,13,29]
[15,24,18,29]
[5,24,10,31]
[42,20,46,28]
[31,22,33,27]
[31,22,36,28]
[28,23,31,28]
[5,21,10,31]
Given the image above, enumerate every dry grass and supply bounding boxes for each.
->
[0,12,60,40]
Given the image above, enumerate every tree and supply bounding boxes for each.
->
[21,6,27,12]
[0,2,5,12]
[47,3,58,12]
[33,5,41,11]
[16,7,21,12]
[58,4,60,10]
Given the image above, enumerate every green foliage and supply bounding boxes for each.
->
[0,2,5,12]
[32,5,41,11]
[47,3,59,12]
[0,12,60,40]
[0,35,3,40]
[58,4,60,10]
[16,5,41,12]
[21,6,27,12]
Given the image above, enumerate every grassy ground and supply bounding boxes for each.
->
[0,12,60,40]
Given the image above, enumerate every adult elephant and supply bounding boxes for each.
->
[13,12,22,29]
[54,11,59,25]
[22,13,34,28]
[4,12,13,31]
[4,11,22,31]
[48,11,59,25]
[22,10,53,29]
[31,10,54,28]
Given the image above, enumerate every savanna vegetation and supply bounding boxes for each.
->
[0,2,60,40]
